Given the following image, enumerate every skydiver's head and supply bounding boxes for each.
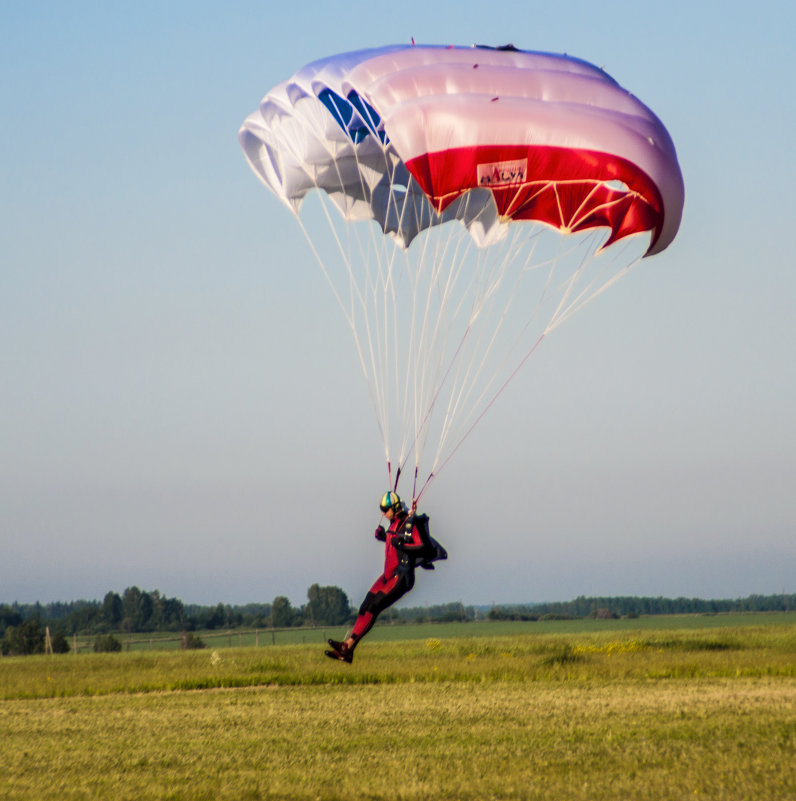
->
[379,491,404,517]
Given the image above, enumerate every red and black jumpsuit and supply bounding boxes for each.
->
[349,512,426,643]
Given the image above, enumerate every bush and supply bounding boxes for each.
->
[94,634,122,653]
[181,631,206,650]
[589,608,619,620]
[51,630,71,653]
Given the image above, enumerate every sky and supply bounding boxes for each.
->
[2,1,794,609]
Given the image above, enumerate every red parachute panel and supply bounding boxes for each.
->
[406,145,664,251]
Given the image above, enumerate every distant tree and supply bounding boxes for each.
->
[138,591,154,630]
[206,603,228,630]
[101,592,124,627]
[161,596,185,630]
[51,630,71,653]
[63,600,101,634]
[235,603,273,627]
[121,586,142,632]
[487,606,538,622]
[306,584,352,626]
[0,604,22,637]
[2,619,45,656]
[271,596,296,628]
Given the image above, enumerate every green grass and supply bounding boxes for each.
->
[71,610,796,652]
[1,618,794,800]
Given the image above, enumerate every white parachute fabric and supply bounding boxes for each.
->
[239,44,683,500]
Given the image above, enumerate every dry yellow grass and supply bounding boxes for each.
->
[2,679,794,800]
[1,624,794,800]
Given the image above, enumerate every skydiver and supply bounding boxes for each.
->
[324,491,446,663]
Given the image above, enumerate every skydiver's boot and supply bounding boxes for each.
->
[324,643,353,663]
[324,635,356,664]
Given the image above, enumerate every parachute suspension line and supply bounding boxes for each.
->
[385,200,408,469]
[299,159,646,506]
[361,219,397,464]
[360,152,401,467]
[423,331,548,496]
[310,197,377,376]
[363,148,421,473]
[468,229,555,399]
[393,223,471,483]
[308,136,404,471]
[296,209,388,457]
[415,471,434,504]
[429,224,574,476]
[295,208,353,327]
[432,244,501,460]
[403,191,459,470]
[542,228,602,334]
[397,194,520,486]
[296,134,394,461]
[399,324,473,485]
[431,223,530,471]
[259,114,391,458]
[548,255,641,333]
[294,206,389,452]
[396,191,487,485]
[400,219,427,470]
[393,197,440,474]
[411,465,419,505]
[544,234,645,334]
[425,227,648,487]
[407,198,471,470]
[346,143,406,467]
[467,226,560,393]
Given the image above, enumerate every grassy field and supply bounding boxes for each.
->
[2,616,794,800]
[70,610,796,652]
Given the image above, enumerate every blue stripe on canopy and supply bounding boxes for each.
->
[317,87,389,145]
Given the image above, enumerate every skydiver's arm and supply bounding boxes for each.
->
[389,517,426,551]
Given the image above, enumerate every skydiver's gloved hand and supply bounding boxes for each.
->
[374,525,387,542]
[390,534,403,548]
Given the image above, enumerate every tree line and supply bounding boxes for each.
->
[2,589,793,656]
[485,593,795,621]
[1,583,353,655]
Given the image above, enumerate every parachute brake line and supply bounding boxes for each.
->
[392,465,401,492]
[415,472,434,505]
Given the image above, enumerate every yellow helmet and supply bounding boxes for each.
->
[379,491,403,513]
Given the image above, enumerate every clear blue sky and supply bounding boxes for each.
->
[2,1,794,608]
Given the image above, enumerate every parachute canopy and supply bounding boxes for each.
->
[239,45,684,501]
[240,44,683,256]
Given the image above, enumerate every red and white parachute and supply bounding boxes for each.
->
[240,44,684,501]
